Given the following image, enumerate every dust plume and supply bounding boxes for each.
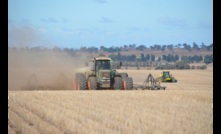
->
[8,25,95,90]
[8,25,88,90]
[8,49,87,90]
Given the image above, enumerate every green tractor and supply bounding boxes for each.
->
[73,56,133,90]
[156,71,177,83]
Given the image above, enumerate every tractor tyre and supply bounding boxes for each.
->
[88,77,97,90]
[73,74,79,90]
[73,78,77,90]
[114,77,123,90]
[77,74,87,90]
[120,73,128,90]
[119,73,128,80]
[124,77,133,90]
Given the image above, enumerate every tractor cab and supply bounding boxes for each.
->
[162,71,172,81]
[90,57,114,88]
[161,71,177,82]
[95,60,111,70]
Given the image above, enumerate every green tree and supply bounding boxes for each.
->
[125,61,128,70]
[175,61,190,69]
[136,61,140,70]
[191,65,195,69]
[136,45,147,51]
[117,52,121,61]
[192,42,199,51]
[162,55,167,61]
[151,54,155,61]
[100,46,107,51]
[145,54,150,61]
[140,53,145,61]
[161,45,166,51]
[174,54,179,62]
[200,43,206,49]
[157,57,161,61]
[204,55,213,64]
[167,44,173,51]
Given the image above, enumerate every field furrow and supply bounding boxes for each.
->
[8,108,40,134]
[16,101,64,134]
[8,125,16,134]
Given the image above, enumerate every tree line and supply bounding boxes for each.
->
[109,53,213,65]
[9,46,213,65]
[8,42,213,54]
[155,61,207,70]
[98,42,213,52]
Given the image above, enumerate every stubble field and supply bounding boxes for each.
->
[8,68,213,134]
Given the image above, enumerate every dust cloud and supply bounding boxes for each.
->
[8,25,94,90]
[8,49,86,90]
[8,25,89,90]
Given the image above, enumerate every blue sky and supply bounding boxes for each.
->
[8,0,213,49]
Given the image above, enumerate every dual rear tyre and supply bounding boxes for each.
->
[88,77,97,90]
[114,76,133,90]
[73,74,133,90]
[123,77,133,90]
[73,74,97,90]
[114,77,123,90]
[73,74,87,90]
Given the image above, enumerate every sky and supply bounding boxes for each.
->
[8,0,213,49]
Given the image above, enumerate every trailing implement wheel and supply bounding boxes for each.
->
[114,77,123,90]
[88,77,97,90]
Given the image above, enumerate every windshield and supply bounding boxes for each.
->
[163,72,170,78]
[95,60,110,70]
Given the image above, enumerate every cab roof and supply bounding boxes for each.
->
[94,56,111,61]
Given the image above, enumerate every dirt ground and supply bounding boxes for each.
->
[8,68,213,134]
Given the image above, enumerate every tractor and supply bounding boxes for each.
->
[155,71,177,83]
[73,56,133,90]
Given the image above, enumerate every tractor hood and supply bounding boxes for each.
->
[98,70,111,80]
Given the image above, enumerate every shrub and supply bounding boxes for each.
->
[191,65,195,69]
